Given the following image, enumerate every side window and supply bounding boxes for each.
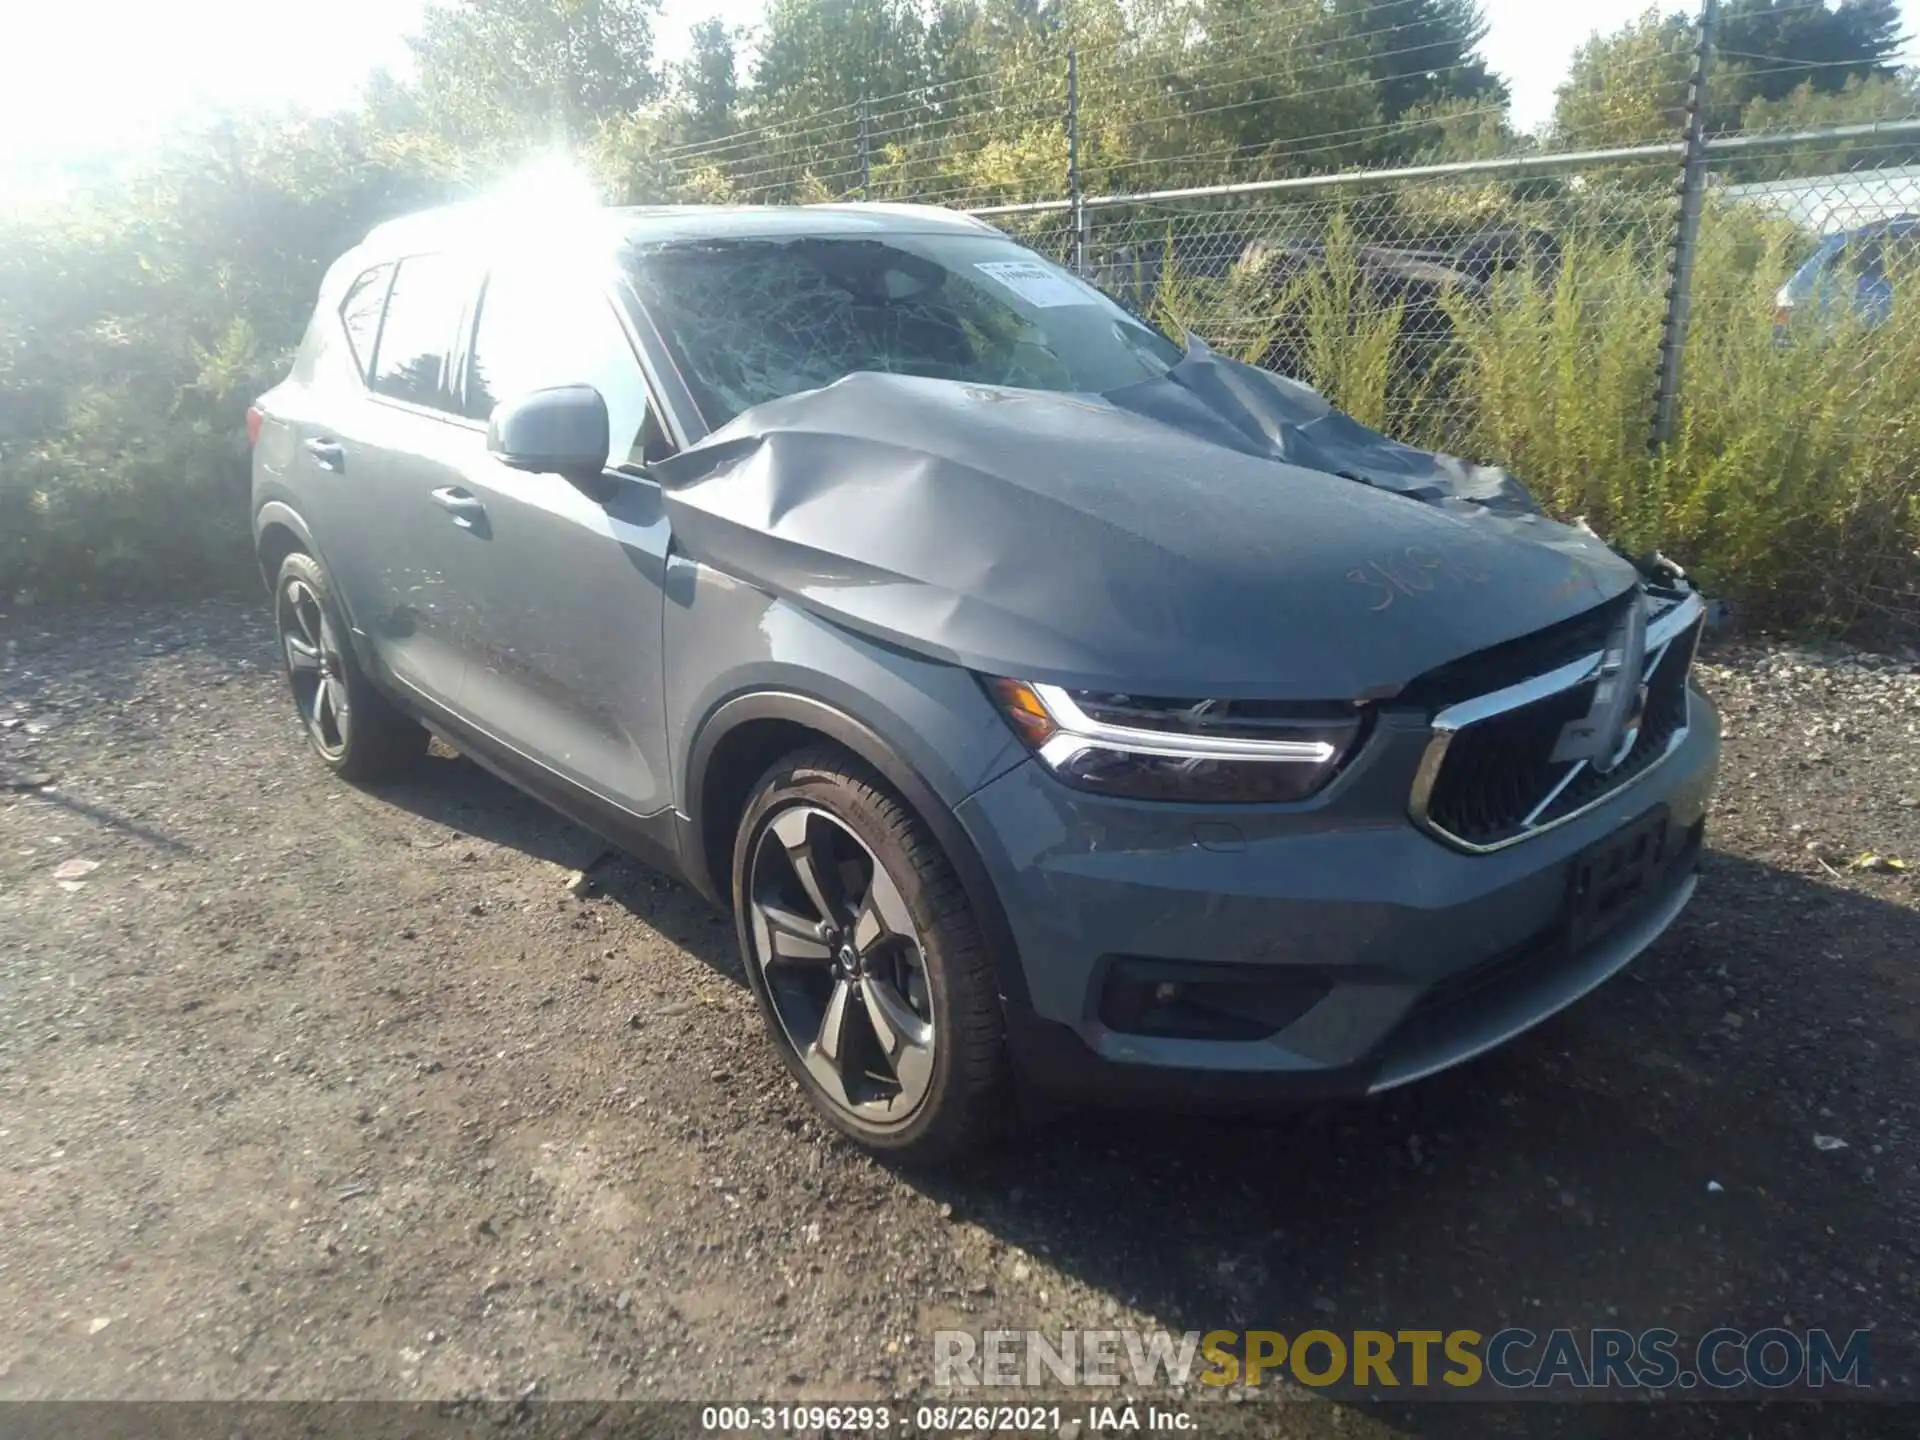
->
[338,263,392,381]
[465,267,653,469]
[1852,236,1887,284]
[371,253,476,411]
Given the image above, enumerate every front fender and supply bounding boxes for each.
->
[667,555,1030,1004]
[683,687,1033,1012]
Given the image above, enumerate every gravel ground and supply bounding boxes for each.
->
[1,597,1916,1437]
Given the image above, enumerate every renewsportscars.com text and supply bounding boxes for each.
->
[934,1327,1873,1395]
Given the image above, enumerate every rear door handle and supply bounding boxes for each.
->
[431,486,488,530]
[304,438,345,472]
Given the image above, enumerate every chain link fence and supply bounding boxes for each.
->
[1685,128,1920,627]
[649,5,1920,631]
[970,148,1693,445]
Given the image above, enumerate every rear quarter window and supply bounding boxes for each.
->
[338,263,393,382]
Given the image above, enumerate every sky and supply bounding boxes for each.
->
[1483,0,1689,131]
[1,0,1916,182]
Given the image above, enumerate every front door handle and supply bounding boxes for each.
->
[304,437,346,472]
[431,486,489,531]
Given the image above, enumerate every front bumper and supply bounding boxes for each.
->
[956,688,1720,1105]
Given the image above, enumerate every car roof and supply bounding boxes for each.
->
[613,203,1000,242]
[360,200,997,259]
[1835,213,1920,242]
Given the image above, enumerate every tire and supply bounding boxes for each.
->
[732,746,1012,1162]
[273,551,427,781]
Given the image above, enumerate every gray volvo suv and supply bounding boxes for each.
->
[250,201,1719,1160]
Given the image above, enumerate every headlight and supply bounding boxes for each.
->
[985,678,1366,803]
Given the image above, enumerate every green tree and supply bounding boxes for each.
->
[1128,0,1509,174]
[1732,71,1920,176]
[752,0,933,122]
[1553,1,1910,147]
[1743,70,1920,132]
[1141,0,1379,175]
[1333,0,1505,125]
[363,66,430,135]
[858,0,1104,207]
[1718,0,1905,108]
[675,19,742,146]
[409,0,663,149]
[1551,8,1698,147]
[729,0,939,198]
[705,0,1516,203]
[922,0,1063,88]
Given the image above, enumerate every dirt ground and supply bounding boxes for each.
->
[1,596,1916,1437]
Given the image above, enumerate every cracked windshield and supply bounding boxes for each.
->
[624,234,1183,425]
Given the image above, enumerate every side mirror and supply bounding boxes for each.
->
[486,385,610,484]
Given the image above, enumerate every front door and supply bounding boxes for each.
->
[443,260,674,820]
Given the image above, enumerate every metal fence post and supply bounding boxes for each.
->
[1067,48,1087,274]
[1652,0,1720,449]
[857,99,872,198]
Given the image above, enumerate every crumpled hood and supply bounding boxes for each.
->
[654,343,1639,700]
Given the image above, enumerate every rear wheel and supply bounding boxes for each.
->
[732,747,1012,1162]
[274,552,426,780]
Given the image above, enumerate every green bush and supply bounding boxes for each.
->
[0,117,466,602]
[1436,203,1920,632]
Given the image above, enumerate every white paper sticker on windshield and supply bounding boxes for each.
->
[973,260,1096,308]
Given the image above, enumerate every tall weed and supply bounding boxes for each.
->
[1149,202,1918,633]
[1441,203,1920,630]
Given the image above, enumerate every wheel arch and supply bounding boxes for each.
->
[685,691,1031,1011]
[254,503,377,674]
[254,501,316,594]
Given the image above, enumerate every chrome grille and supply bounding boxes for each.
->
[1410,592,1706,853]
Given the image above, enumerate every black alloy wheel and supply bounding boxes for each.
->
[745,802,938,1124]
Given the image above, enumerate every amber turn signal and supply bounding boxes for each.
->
[986,677,1059,746]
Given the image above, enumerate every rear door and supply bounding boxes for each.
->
[270,258,392,643]
[341,250,487,708]
[439,259,675,819]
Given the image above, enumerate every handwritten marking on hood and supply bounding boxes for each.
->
[1348,544,1496,614]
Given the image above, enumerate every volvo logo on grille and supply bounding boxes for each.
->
[1552,601,1649,774]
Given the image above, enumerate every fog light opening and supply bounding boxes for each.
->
[1098,958,1331,1042]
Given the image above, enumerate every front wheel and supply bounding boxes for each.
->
[732,748,1012,1162]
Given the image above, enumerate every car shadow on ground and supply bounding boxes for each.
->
[356,754,1910,1433]
[362,748,748,980]
[367,749,614,871]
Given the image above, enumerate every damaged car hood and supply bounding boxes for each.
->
[653,342,1640,700]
